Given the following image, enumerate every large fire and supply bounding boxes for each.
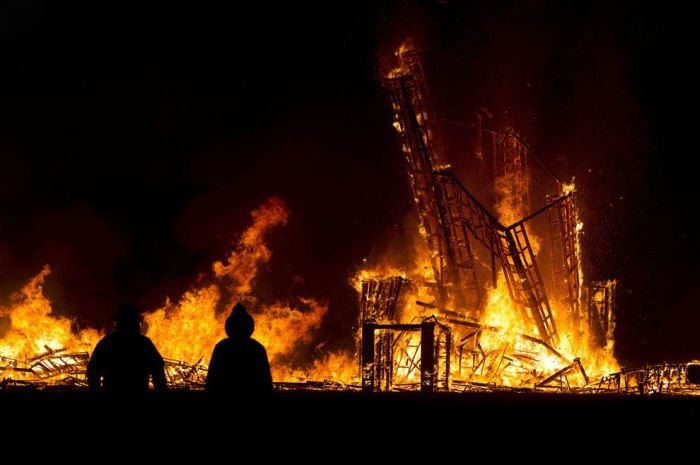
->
[144,197,344,381]
[354,178,618,389]
[0,43,652,394]
[355,42,624,392]
[0,266,101,362]
[0,197,356,385]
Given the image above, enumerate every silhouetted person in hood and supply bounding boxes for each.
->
[86,303,167,393]
[206,303,272,394]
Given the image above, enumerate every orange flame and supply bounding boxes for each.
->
[358,72,620,388]
[1,197,358,385]
[213,196,289,299]
[144,196,340,381]
[0,266,101,366]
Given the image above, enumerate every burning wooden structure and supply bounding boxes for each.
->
[358,45,621,392]
[0,45,696,397]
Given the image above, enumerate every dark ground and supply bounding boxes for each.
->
[2,390,699,446]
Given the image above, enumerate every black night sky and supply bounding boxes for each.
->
[0,1,698,367]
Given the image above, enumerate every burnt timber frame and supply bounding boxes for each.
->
[433,169,562,347]
[385,48,569,347]
[362,321,448,392]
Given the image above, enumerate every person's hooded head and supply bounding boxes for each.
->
[113,302,143,333]
[225,302,254,339]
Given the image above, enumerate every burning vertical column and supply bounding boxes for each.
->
[586,280,617,350]
[548,189,584,331]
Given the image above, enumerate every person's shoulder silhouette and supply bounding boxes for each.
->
[206,302,272,394]
[86,303,167,393]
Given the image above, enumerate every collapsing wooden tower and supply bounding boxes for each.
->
[385,46,559,346]
[385,48,482,317]
[358,45,621,392]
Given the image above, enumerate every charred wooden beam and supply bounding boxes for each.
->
[361,323,376,392]
[421,321,435,392]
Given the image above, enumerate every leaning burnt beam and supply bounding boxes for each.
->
[433,172,483,313]
[27,345,68,362]
[386,75,453,304]
[432,168,502,253]
[499,223,558,346]
[536,358,588,389]
[575,358,589,385]
[519,334,569,364]
[433,168,563,346]
[385,49,481,316]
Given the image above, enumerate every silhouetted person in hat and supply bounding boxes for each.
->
[86,303,168,393]
[206,303,272,394]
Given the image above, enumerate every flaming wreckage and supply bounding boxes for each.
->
[357,46,700,395]
[1,348,208,390]
[2,46,700,395]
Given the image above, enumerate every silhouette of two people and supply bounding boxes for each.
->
[86,301,272,394]
[86,303,167,393]
[206,302,272,394]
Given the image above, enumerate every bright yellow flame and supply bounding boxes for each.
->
[386,41,414,79]
[0,197,347,384]
[352,169,618,389]
[562,179,576,195]
[145,197,334,381]
[0,265,101,378]
[0,169,620,390]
